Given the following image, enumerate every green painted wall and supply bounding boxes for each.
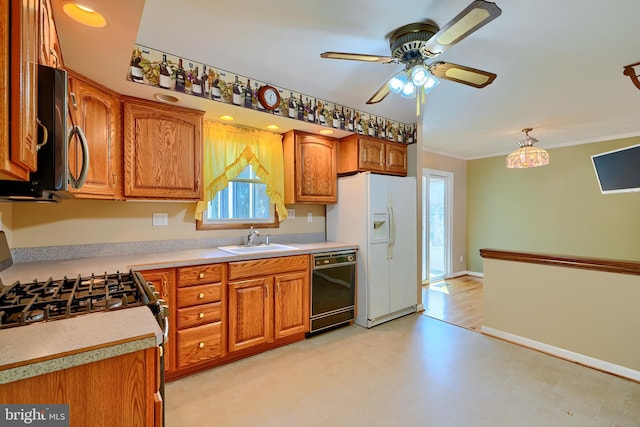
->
[467,136,640,272]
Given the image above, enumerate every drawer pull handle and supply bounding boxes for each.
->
[199,312,204,319]
[199,273,205,279]
[198,342,205,349]
[198,293,205,299]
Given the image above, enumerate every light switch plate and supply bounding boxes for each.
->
[152,213,169,226]
[287,208,295,218]
[307,212,313,222]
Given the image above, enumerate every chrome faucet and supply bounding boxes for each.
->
[247,227,260,246]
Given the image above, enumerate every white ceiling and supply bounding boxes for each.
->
[52,0,640,159]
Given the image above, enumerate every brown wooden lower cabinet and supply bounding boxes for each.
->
[139,255,310,381]
[227,257,309,354]
[0,347,161,427]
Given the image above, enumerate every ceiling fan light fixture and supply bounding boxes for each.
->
[423,74,439,91]
[410,65,429,86]
[401,81,417,98]
[506,128,550,169]
[388,72,408,93]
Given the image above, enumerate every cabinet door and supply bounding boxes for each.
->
[138,268,175,374]
[358,138,385,173]
[38,0,61,68]
[385,142,407,176]
[294,133,337,204]
[5,0,39,178]
[274,271,309,339]
[123,98,203,199]
[68,71,122,199]
[228,277,272,352]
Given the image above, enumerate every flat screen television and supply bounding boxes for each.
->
[591,143,640,194]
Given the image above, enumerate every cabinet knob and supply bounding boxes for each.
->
[199,312,204,319]
[199,273,205,279]
[198,292,205,299]
[198,342,205,349]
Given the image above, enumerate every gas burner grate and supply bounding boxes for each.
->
[0,271,148,329]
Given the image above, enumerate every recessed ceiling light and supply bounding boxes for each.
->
[319,129,334,135]
[219,115,234,121]
[62,3,108,28]
[266,124,279,130]
[153,93,179,103]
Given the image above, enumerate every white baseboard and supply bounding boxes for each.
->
[481,326,640,382]
[449,270,484,278]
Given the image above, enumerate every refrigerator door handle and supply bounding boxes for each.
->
[388,204,396,259]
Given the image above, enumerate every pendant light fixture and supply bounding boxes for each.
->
[506,128,549,169]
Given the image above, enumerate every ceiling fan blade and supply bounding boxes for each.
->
[429,62,496,88]
[321,52,396,64]
[421,0,502,58]
[366,80,391,104]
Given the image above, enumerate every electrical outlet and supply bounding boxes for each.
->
[287,208,296,218]
[152,213,169,226]
[307,212,313,222]
[460,255,464,263]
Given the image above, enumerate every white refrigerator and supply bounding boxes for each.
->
[326,172,418,328]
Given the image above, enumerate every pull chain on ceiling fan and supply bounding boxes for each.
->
[320,0,502,113]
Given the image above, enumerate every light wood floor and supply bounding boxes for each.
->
[421,275,484,331]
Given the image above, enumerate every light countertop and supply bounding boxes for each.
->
[0,241,356,383]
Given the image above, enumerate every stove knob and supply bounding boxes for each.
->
[153,291,161,299]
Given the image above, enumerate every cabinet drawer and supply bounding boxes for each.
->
[177,284,221,308]
[177,322,223,368]
[177,302,221,329]
[177,264,223,287]
[228,255,309,281]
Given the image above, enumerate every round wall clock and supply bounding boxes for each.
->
[257,85,281,110]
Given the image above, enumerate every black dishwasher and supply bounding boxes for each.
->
[308,250,357,335]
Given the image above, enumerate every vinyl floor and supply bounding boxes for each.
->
[166,313,640,426]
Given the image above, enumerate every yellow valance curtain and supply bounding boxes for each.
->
[194,121,287,221]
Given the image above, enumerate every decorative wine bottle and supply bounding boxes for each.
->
[332,105,340,128]
[312,99,319,123]
[174,58,186,92]
[232,76,242,105]
[347,110,354,132]
[368,115,375,136]
[306,97,313,122]
[159,54,171,89]
[297,95,304,120]
[256,82,265,110]
[244,79,253,108]
[211,75,221,100]
[356,113,363,134]
[201,66,209,97]
[191,67,202,96]
[340,107,346,130]
[185,63,194,94]
[288,92,296,118]
[129,48,144,83]
[318,101,326,125]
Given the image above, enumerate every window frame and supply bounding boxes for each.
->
[196,165,280,231]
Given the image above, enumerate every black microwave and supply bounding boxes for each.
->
[0,65,89,202]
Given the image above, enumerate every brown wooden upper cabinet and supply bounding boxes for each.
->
[337,134,407,177]
[67,70,122,199]
[1,0,39,180]
[122,97,204,200]
[282,130,337,204]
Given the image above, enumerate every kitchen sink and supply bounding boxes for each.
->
[217,243,298,255]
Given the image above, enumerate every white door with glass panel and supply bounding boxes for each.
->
[422,169,452,283]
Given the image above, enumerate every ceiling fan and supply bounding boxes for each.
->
[320,0,502,105]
